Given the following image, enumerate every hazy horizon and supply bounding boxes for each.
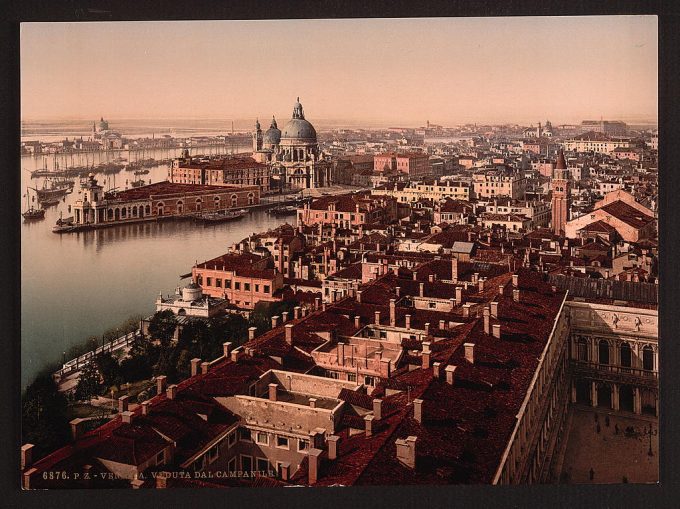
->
[21,17,657,125]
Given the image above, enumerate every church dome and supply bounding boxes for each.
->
[281,98,317,142]
[263,116,281,145]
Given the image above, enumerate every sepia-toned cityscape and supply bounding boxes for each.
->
[20,17,658,488]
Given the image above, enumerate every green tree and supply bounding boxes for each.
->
[147,310,177,348]
[21,372,71,459]
[96,352,122,389]
[74,362,101,402]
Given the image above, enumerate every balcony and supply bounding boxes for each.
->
[571,359,658,388]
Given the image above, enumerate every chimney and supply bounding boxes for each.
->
[294,306,301,319]
[422,350,431,370]
[483,306,490,334]
[462,303,472,317]
[167,384,177,400]
[498,283,505,296]
[21,444,34,470]
[309,398,317,408]
[272,315,280,328]
[373,399,383,421]
[424,322,430,335]
[308,448,323,485]
[201,361,210,375]
[364,415,374,436]
[322,302,327,312]
[472,272,479,284]
[413,399,423,423]
[445,365,457,385]
[513,289,520,302]
[490,301,499,318]
[432,362,441,378]
[248,327,257,340]
[428,274,434,283]
[223,342,232,358]
[395,436,417,469]
[405,314,411,329]
[492,324,501,339]
[279,462,291,481]
[156,375,167,395]
[354,315,361,329]
[141,401,150,416]
[455,286,463,304]
[121,410,135,424]
[512,274,519,287]
[419,282,424,297]
[231,348,243,362]
[396,286,401,297]
[269,383,278,402]
[389,299,396,326]
[282,311,289,323]
[285,323,294,344]
[327,435,340,460]
[118,395,129,414]
[356,290,362,303]
[315,297,321,310]
[478,277,485,292]
[70,418,85,440]
[451,258,458,282]
[439,319,446,330]
[338,342,345,365]
[190,357,201,377]
[413,271,418,281]
[464,343,475,364]
[374,311,381,325]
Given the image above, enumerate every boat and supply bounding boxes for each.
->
[130,179,145,188]
[268,205,298,216]
[40,197,61,207]
[22,190,45,220]
[52,213,76,233]
[201,209,247,224]
[133,169,150,175]
[31,177,74,201]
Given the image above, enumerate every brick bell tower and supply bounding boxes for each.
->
[551,149,570,235]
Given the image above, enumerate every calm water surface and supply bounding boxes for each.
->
[21,160,288,387]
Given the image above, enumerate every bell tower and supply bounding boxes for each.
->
[551,149,570,235]
[253,118,263,151]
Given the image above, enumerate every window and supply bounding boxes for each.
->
[208,444,219,464]
[216,278,222,288]
[598,340,610,365]
[239,428,252,442]
[256,457,269,472]
[276,436,290,449]
[643,345,654,371]
[225,279,231,289]
[245,283,251,291]
[206,277,212,286]
[255,284,260,292]
[429,302,436,309]
[348,373,356,383]
[328,371,339,379]
[577,338,588,361]
[156,450,165,466]
[235,282,241,290]
[298,439,309,452]
[364,375,375,386]
[255,432,269,446]
[240,455,253,472]
[264,285,270,294]
[228,457,237,473]
[228,431,237,447]
[620,343,632,368]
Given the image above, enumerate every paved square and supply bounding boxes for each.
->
[559,406,658,484]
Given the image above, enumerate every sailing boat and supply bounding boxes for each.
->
[22,189,45,220]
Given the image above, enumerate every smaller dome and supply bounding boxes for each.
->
[182,282,203,302]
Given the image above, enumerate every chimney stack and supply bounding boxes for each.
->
[424,322,430,335]
[269,383,278,401]
[413,271,418,281]
[419,282,424,297]
[285,323,294,344]
[364,415,374,436]
[396,286,401,297]
[490,301,499,318]
[191,357,201,377]
[428,274,435,283]
[167,384,178,400]
[462,303,472,317]
[356,290,362,303]
[513,289,520,302]
[322,302,327,312]
[308,448,323,485]
[445,365,457,385]
[338,343,345,366]
[156,375,167,395]
[354,315,361,329]
[309,398,317,408]
[121,410,135,424]
[282,311,289,323]
[294,306,301,320]
[478,277,485,292]
[327,435,340,460]
[464,343,475,364]
[432,362,441,378]
[141,401,150,416]
[413,399,423,423]
[223,342,232,358]
[492,324,501,339]
[201,361,210,375]
[118,395,129,414]
[21,444,34,470]
[374,311,381,325]
[512,274,519,287]
[272,315,280,328]
[70,418,85,440]
[405,314,411,329]
[451,258,458,282]
[373,399,383,420]
[389,299,396,326]
[439,319,446,330]
[279,462,291,481]
[315,297,321,310]
[395,436,417,469]
[498,283,505,296]
[248,327,257,340]
[483,306,490,334]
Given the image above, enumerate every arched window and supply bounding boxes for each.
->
[107,208,113,220]
[145,205,151,215]
[620,342,632,368]
[577,337,588,361]
[132,206,138,217]
[643,345,654,371]
[177,200,184,214]
[248,192,255,205]
[231,194,238,207]
[214,196,221,209]
[598,339,610,365]
[157,202,165,215]
[195,198,202,211]
[121,207,127,218]
[114,208,120,220]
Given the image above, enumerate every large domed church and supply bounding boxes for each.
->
[252,98,332,190]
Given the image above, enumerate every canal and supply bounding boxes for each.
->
[21,159,290,388]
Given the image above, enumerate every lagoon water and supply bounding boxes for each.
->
[20,154,288,388]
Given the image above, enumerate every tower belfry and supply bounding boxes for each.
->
[551,149,570,235]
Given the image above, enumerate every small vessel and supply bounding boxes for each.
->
[134,169,150,175]
[40,197,60,207]
[201,209,247,224]
[31,177,74,201]
[52,212,76,233]
[22,190,45,220]
[268,205,298,216]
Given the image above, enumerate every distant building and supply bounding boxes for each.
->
[580,119,627,136]
[472,168,527,200]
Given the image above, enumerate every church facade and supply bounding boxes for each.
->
[252,98,333,190]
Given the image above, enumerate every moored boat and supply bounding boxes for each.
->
[201,208,247,224]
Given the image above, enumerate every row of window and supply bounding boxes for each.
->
[240,427,310,452]
[575,338,655,370]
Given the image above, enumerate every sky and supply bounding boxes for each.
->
[20,17,658,126]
